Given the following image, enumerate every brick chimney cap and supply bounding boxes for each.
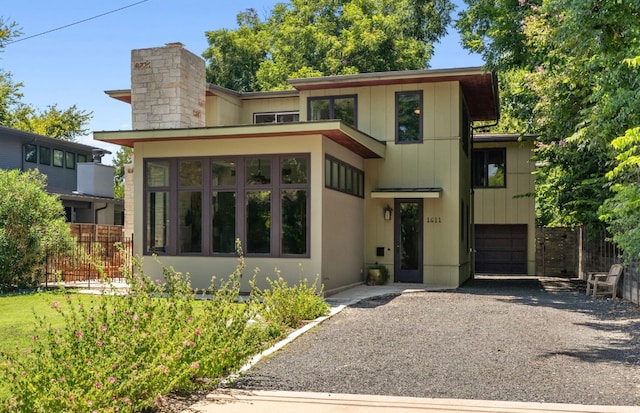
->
[165,42,185,48]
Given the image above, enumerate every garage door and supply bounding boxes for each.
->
[475,224,527,274]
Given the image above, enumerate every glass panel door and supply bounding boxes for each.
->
[394,199,423,283]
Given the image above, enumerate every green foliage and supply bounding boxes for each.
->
[251,267,329,328]
[1,242,330,411]
[112,147,133,199]
[0,170,73,292]
[457,0,640,228]
[599,126,640,262]
[203,0,455,91]
[367,264,390,285]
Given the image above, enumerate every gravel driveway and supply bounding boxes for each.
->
[229,277,640,406]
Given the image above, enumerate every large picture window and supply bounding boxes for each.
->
[396,91,423,143]
[25,144,37,163]
[473,148,506,188]
[308,95,357,126]
[144,155,310,257]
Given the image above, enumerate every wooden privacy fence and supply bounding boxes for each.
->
[45,224,133,286]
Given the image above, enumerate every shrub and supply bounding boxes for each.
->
[253,267,330,328]
[0,169,73,292]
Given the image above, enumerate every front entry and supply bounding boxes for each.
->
[394,199,423,283]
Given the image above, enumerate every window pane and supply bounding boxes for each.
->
[472,151,485,187]
[339,164,346,191]
[179,160,202,186]
[334,97,355,126]
[487,150,505,187]
[212,159,236,186]
[178,191,202,253]
[246,191,271,253]
[25,144,37,163]
[246,158,271,185]
[255,114,276,124]
[346,167,353,193]
[325,158,331,187]
[277,113,299,123]
[212,191,236,253]
[147,160,170,187]
[39,147,51,165]
[310,99,330,120]
[65,152,76,169]
[146,191,169,253]
[397,92,422,142]
[53,150,64,167]
[282,157,308,184]
[282,190,307,255]
[77,153,87,163]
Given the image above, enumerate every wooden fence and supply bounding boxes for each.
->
[44,224,133,287]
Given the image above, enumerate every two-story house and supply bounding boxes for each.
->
[95,43,534,294]
[0,125,123,225]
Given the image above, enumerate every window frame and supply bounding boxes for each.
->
[324,155,364,198]
[65,152,76,169]
[53,149,64,167]
[253,111,300,124]
[473,148,507,188]
[307,94,358,127]
[143,154,311,258]
[395,90,424,144]
[24,144,37,163]
[39,146,51,165]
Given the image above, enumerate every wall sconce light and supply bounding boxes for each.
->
[383,205,393,221]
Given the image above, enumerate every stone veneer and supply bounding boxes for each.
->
[130,42,206,130]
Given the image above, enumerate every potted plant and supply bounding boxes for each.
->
[367,263,390,285]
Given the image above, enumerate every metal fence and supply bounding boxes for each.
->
[44,236,133,287]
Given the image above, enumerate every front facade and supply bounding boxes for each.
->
[95,43,516,294]
[0,125,123,225]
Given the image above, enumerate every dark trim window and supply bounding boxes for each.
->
[39,146,51,165]
[324,155,364,198]
[396,91,423,143]
[25,144,37,163]
[254,111,300,124]
[53,149,64,167]
[144,154,310,257]
[308,95,357,126]
[65,152,76,169]
[473,148,506,188]
[77,154,88,163]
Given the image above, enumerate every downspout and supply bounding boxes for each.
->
[95,203,108,224]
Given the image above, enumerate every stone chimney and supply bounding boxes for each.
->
[131,42,206,130]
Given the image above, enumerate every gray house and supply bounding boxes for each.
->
[0,125,123,224]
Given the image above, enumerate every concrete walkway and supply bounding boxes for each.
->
[183,281,638,413]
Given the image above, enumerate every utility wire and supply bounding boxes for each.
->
[7,0,150,45]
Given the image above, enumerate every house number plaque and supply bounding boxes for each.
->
[427,217,442,223]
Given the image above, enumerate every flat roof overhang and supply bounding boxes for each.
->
[371,187,442,199]
[93,120,386,159]
[289,67,499,122]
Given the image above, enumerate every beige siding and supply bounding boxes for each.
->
[204,94,242,126]
[474,140,536,274]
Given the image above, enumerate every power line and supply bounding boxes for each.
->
[7,0,150,45]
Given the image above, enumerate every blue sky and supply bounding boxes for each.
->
[2,0,482,164]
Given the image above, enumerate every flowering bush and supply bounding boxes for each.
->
[0,252,280,412]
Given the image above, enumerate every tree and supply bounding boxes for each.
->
[0,169,74,291]
[456,0,640,228]
[1,17,92,141]
[112,147,133,199]
[203,0,455,91]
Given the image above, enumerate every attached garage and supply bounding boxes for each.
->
[475,224,527,274]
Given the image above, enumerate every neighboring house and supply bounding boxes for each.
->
[0,125,123,225]
[95,43,534,294]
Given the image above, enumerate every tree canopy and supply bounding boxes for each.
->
[1,17,92,141]
[203,0,455,91]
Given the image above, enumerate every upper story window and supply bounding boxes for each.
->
[473,148,506,188]
[25,144,37,163]
[78,154,88,163]
[53,149,64,167]
[396,91,423,143]
[39,147,51,165]
[65,152,76,169]
[308,95,357,127]
[254,111,300,124]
